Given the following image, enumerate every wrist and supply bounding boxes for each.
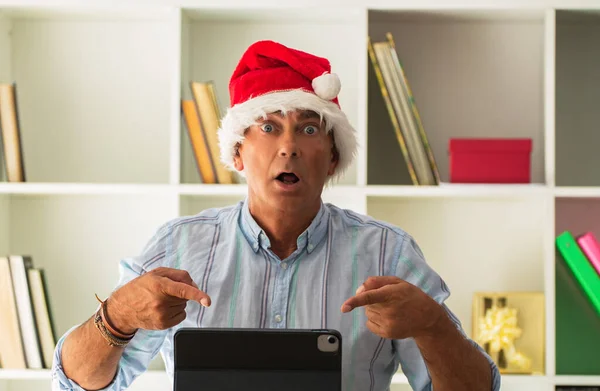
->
[104,296,138,336]
[415,301,454,342]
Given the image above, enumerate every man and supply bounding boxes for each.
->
[51,40,500,391]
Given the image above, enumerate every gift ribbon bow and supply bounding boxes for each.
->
[476,305,532,370]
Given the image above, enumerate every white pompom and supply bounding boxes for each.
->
[312,72,341,101]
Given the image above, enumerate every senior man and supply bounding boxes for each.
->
[52,40,500,391]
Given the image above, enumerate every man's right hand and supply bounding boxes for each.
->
[103,267,210,334]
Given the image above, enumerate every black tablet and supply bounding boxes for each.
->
[173,328,342,391]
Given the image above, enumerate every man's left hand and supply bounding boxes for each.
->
[341,276,447,340]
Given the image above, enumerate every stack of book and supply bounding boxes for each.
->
[0,255,56,369]
[556,230,600,316]
[182,81,237,185]
[368,33,440,186]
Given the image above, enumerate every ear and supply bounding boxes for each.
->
[327,132,339,176]
[327,144,339,176]
[233,144,244,171]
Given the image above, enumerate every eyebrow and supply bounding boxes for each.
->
[264,110,321,121]
[297,110,322,121]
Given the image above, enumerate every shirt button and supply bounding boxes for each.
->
[274,314,282,323]
[307,244,314,251]
[281,262,288,269]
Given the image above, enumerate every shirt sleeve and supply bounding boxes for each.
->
[391,234,501,391]
[51,224,172,391]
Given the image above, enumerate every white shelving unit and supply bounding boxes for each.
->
[1,1,599,391]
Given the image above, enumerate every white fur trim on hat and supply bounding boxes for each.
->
[217,89,358,183]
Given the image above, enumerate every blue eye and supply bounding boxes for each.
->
[261,123,274,132]
[304,125,317,135]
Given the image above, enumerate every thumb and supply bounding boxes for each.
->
[356,276,402,295]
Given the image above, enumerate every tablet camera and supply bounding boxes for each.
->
[317,334,339,353]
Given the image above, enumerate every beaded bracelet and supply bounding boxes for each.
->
[94,294,136,347]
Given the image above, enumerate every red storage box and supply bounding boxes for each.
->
[448,138,532,183]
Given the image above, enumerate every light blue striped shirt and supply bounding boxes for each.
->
[51,199,500,391]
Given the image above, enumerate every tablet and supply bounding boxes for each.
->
[173,328,342,391]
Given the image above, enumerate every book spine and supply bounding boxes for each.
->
[0,83,26,182]
[576,232,600,276]
[386,32,440,185]
[9,255,43,368]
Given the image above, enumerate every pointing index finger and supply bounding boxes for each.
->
[341,288,389,313]
[161,278,211,307]
[356,276,402,294]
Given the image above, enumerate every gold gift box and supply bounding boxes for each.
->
[472,292,545,374]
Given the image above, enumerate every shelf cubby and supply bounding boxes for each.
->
[555,10,600,187]
[554,197,600,376]
[367,195,547,338]
[0,7,176,184]
[178,7,365,186]
[0,193,176,350]
[366,9,547,185]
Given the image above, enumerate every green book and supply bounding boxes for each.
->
[555,249,600,374]
[555,231,600,315]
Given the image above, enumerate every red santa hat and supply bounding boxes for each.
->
[217,40,358,182]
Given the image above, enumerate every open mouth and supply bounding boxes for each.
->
[275,172,300,185]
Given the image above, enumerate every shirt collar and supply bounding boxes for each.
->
[239,197,329,254]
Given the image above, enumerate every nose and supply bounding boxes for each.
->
[278,131,300,158]
[279,148,298,158]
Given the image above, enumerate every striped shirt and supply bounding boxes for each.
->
[51,199,501,391]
